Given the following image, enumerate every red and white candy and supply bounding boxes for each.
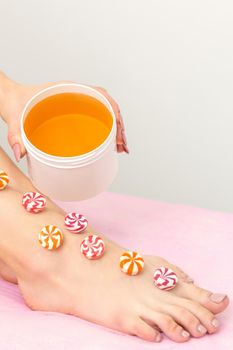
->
[0,170,9,190]
[22,192,46,213]
[64,212,88,233]
[38,225,63,250]
[80,234,105,260]
[120,251,144,276]
[153,267,178,291]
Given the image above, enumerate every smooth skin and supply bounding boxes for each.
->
[0,73,230,343]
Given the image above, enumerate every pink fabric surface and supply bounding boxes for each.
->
[0,192,232,349]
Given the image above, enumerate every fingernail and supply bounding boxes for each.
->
[155,333,162,342]
[13,143,21,162]
[197,324,207,334]
[211,319,220,328]
[210,293,227,303]
[123,144,130,154]
[181,330,190,338]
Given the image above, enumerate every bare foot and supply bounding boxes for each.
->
[16,229,229,343]
[0,168,229,343]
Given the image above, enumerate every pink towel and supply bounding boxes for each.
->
[0,192,232,349]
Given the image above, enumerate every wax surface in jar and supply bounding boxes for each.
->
[24,93,113,157]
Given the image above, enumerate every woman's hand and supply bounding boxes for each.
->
[0,73,129,162]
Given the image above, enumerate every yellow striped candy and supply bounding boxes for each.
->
[0,170,9,190]
[120,251,144,276]
[38,225,63,250]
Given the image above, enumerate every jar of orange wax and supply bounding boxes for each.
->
[21,84,118,201]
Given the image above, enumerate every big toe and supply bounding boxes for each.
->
[172,282,229,314]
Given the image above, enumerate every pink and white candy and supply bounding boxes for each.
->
[80,234,105,260]
[22,192,46,213]
[153,267,178,291]
[64,212,88,233]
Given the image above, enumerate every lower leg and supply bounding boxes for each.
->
[0,146,63,283]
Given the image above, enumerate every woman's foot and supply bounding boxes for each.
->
[16,230,229,343]
[0,148,229,343]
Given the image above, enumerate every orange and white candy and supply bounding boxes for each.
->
[120,251,144,276]
[0,170,9,190]
[38,225,63,250]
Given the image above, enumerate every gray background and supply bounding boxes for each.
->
[0,0,233,212]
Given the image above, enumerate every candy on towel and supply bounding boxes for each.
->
[80,234,105,260]
[22,192,46,213]
[38,225,63,250]
[153,266,178,291]
[0,170,9,190]
[64,212,88,233]
[119,251,144,276]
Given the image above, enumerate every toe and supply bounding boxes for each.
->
[159,304,207,338]
[172,282,229,314]
[174,296,221,334]
[142,310,190,343]
[129,318,162,342]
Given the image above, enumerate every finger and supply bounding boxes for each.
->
[8,121,26,161]
[93,86,129,153]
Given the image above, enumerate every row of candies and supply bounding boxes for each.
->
[0,169,178,291]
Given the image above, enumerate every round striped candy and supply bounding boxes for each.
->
[120,251,144,276]
[64,212,88,233]
[80,234,105,260]
[0,170,9,190]
[38,225,63,250]
[153,267,178,291]
[22,192,46,213]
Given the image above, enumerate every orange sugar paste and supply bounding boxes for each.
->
[24,93,113,157]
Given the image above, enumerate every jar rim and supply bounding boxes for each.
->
[20,83,117,168]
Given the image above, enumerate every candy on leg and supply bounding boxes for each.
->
[0,169,9,190]
[22,192,46,213]
[80,235,105,259]
[64,212,88,233]
[120,251,144,276]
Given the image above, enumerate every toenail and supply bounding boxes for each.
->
[210,293,227,303]
[181,330,190,338]
[155,333,162,342]
[197,324,207,334]
[211,319,220,328]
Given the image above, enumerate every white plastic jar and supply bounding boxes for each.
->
[20,83,118,201]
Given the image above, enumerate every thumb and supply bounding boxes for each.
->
[7,122,26,162]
